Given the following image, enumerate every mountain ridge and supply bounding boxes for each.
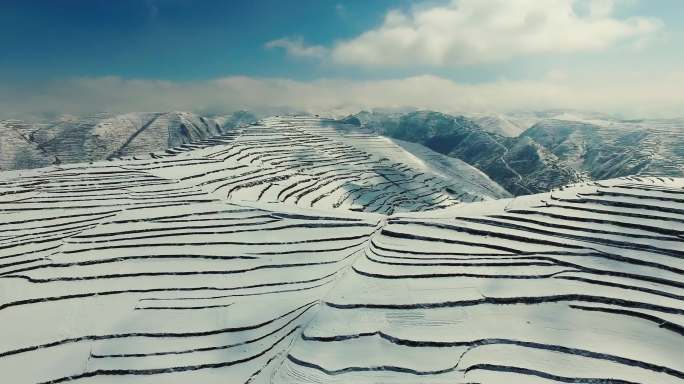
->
[345,109,684,195]
[0,111,257,171]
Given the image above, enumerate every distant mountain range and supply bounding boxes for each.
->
[2,109,682,196]
[342,110,684,195]
[0,111,256,171]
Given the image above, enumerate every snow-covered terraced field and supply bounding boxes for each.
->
[0,116,682,383]
[139,116,510,213]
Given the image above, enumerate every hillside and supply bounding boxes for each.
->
[346,110,684,195]
[144,115,510,211]
[464,113,527,137]
[346,110,584,195]
[0,111,256,171]
[523,117,684,180]
[0,115,682,383]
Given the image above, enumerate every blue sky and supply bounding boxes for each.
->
[0,0,408,81]
[1,0,682,117]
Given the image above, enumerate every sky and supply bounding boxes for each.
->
[0,0,682,118]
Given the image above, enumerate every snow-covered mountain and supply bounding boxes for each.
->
[464,113,527,137]
[0,115,682,383]
[345,110,684,195]
[146,115,510,210]
[522,117,684,180]
[0,111,257,171]
[5,109,681,198]
[345,110,584,195]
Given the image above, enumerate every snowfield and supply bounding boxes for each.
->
[0,116,682,383]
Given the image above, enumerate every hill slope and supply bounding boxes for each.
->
[347,110,584,195]
[0,111,256,171]
[346,110,684,195]
[0,115,682,383]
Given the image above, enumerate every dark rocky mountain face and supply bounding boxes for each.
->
[346,110,684,196]
[522,118,684,181]
[0,111,256,171]
[348,110,584,195]
[1,115,682,382]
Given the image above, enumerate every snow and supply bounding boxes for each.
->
[467,113,527,137]
[0,111,257,171]
[0,116,682,383]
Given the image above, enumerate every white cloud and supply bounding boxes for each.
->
[1,70,682,119]
[315,0,662,67]
[265,37,327,59]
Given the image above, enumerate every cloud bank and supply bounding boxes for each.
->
[265,37,327,59]
[2,71,682,119]
[268,0,662,67]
